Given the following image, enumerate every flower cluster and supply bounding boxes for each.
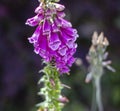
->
[85,32,115,83]
[26,0,78,74]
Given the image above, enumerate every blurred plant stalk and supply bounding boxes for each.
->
[85,32,115,111]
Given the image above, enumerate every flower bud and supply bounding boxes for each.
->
[92,31,98,45]
[58,96,69,103]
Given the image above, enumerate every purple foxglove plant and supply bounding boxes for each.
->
[26,0,78,74]
[26,0,78,111]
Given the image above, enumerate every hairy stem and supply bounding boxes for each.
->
[95,76,103,111]
[91,80,97,111]
[91,76,103,111]
[37,64,64,111]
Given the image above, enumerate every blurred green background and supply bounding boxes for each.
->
[0,0,120,111]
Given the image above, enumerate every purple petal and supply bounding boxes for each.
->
[36,34,48,58]
[60,18,72,27]
[49,32,61,50]
[68,47,77,56]
[45,9,56,20]
[45,8,56,16]
[67,41,75,48]
[60,31,75,48]
[61,48,76,63]
[43,19,51,35]
[28,26,41,43]
[52,22,60,32]
[35,5,43,14]
[62,27,78,37]
[67,57,75,67]
[25,14,43,27]
[54,17,62,27]
[34,47,40,54]
[67,41,77,49]
[54,3,65,11]
[57,11,66,18]
[48,50,57,59]
[58,45,68,56]
[56,59,66,68]
[59,66,70,74]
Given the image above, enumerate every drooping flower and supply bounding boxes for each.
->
[26,0,78,74]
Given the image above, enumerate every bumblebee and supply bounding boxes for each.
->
[50,57,56,67]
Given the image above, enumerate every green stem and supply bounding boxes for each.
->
[95,76,103,111]
[91,76,103,111]
[37,64,64,111]
[91,80,97,111]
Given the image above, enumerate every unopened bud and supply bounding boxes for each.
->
[103,37,109,46]
[97,32,104,44]
[50,78,55,87]
[92,31,98,45]
[75,58,82,66]
[58,96,69,103]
